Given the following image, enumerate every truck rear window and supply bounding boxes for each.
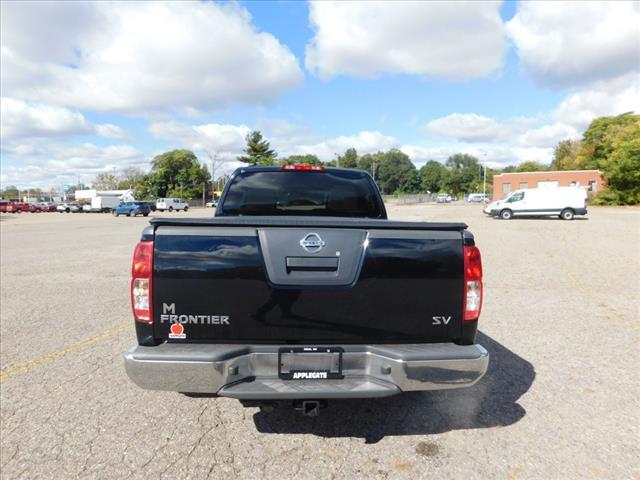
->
[220,170,384,218]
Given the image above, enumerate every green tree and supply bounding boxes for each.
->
[92,172,118,190]
[419,160,446,193]
[581,114,640,205]
[376,149,416,194]
[442,153,482,194]
[398,169,422,194]
[147,149,210,199]
[117,167,146,190]
[280,154,322,166]
[1,185,19,199]
[551,139,581,170]
[357,152,385,178]
[516,161,549,172]
[237,131,277,166]
[337,148,358,168]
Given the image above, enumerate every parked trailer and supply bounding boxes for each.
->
[82,196,121,213]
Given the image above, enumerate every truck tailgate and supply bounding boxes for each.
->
[151,218,466,344]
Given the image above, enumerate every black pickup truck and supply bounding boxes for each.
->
[125,165,488,415]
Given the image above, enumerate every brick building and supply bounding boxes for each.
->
[491,170,605,200]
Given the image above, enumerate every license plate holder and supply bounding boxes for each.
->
[278,347,344,380]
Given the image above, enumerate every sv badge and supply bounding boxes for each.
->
[432,316,452,325]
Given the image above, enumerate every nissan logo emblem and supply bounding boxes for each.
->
[300,233,325,253]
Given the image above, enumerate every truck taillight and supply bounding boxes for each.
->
[463,245,483,321]
[281,164,325,171]
[131,241,153,323]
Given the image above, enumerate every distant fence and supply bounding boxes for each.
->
[385,194,435,205]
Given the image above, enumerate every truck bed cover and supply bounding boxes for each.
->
[149,216,468,231]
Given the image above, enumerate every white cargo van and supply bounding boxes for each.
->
[156,198,189,212]
[487,187,587,220]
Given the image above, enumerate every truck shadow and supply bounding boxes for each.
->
[252,332,534,443]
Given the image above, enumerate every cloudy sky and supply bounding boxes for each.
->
[1,1,639,189]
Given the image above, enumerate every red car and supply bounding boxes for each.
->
[2,202,40,213]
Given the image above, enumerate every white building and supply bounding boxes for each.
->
[75,189,136,202]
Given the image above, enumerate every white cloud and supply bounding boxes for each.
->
[506,1,640,88]
[283,131,398,160]
[553,75,640,129]
[1,143,146,189]
[516,123,579,148]
[400,143,554,169]
[148,121,251,159]
[255,118,321,149]
[149,119,399,163]
[305,1,507,80]
[423,114,505,143]
[1,97,92,140]
[1,2,303,114]
[1,98,130,141]
[94,124,128,140]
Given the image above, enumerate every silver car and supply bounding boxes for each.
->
[56,203,81,213]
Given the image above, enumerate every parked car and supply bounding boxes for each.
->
[26,203,43,212]
[56,203,82,213]
[156,198,189,212]
[486,186,588,220]
[125,165,488,417]
[5,202,37,213]
[138,201,157,212]
[113,201,151,217]
[467,194,490,203]
[436,193,452,203]
[205,200,218,208]
[0,200,10,213]
[38,202,58,212]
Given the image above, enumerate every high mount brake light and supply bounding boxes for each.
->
[463,245,483,321]
[281,164,326,172]
[131,241,153,323]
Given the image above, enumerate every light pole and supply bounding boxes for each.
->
[482,153,488,198]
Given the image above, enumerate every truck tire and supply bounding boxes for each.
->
[113,210,119,217]
[560,208,574,220]
[500,209,513,220]
[143,212,149,217]
[169,206,174,212]
[184,206,188,212]
[127,210,132,217]
[65,208,70,213]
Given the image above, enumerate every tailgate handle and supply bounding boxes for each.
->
[286,257,339,273]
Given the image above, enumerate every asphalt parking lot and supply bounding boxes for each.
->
[1,204,638,479]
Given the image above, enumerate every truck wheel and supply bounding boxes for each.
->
[127,210,132,217]
[183,206,188,212]
[500,209,513,220]
[143,212,149,217]
[169,206,174,212]
[113,210,119,217]
[560,208,574,220]
[65,208,70,213]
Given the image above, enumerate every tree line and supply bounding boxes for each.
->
[2,113,636,204]
[234,112,639,203]
[238,130,490,195]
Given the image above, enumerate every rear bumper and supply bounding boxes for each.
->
[124,343,489,399]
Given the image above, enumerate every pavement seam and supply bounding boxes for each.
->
[0,323,132,382]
